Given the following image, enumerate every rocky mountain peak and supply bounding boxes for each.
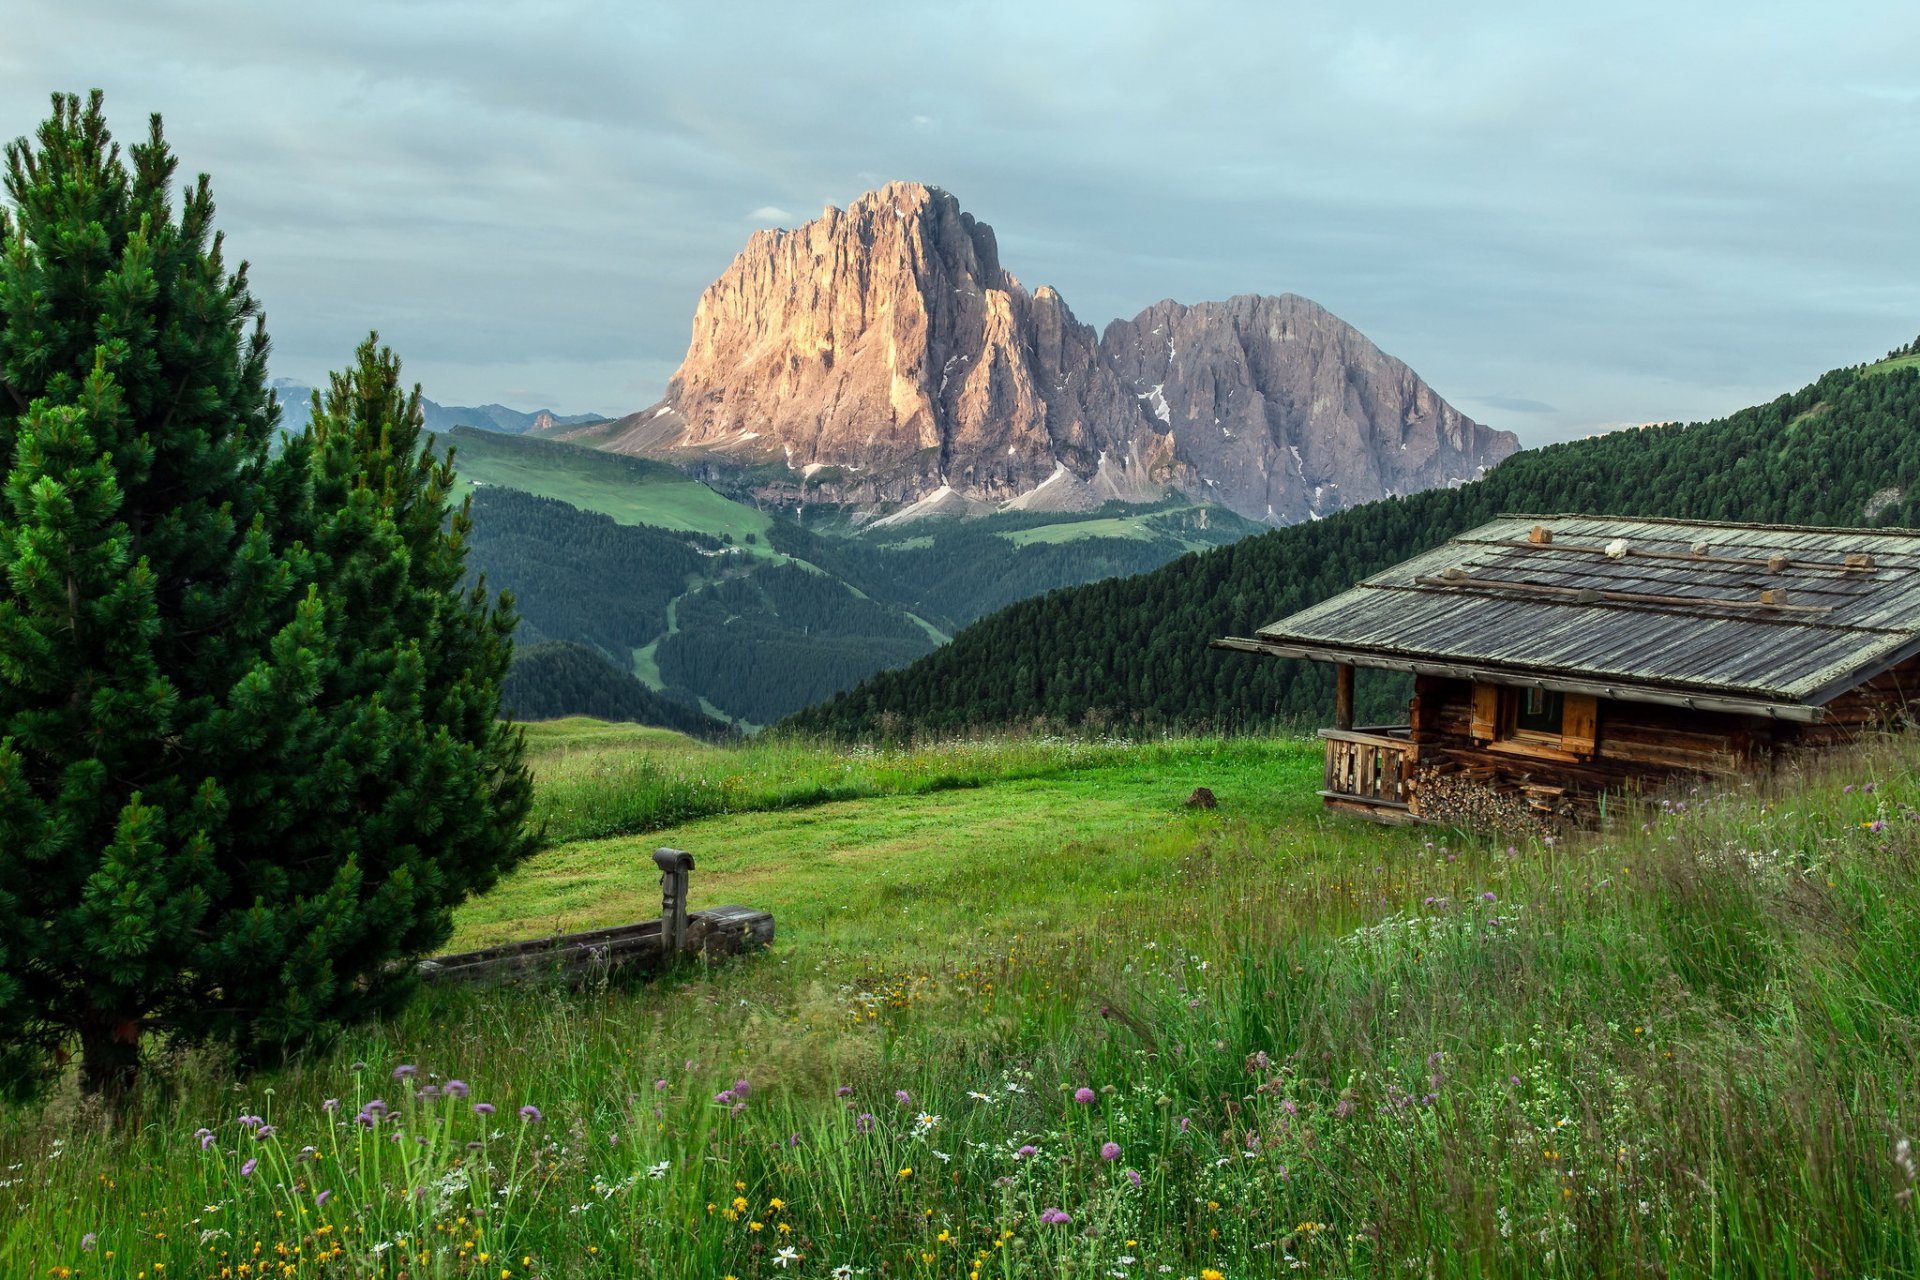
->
[585,186,1517,523]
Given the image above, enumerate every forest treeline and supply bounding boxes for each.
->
[464,461,1268,725]
[465,486,714,655]
[784,358,1920,737]
[768,500,1263,628]
[656,564,937,724]
[500,641,727,736]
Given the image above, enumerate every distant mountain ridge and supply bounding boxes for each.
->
[556,182,1517,524]
[271,378,604,437]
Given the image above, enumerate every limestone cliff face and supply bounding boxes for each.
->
[1100,294,1518,523]
[588,182,1515,523]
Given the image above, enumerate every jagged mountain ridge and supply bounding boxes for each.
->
[564,182,1517,524]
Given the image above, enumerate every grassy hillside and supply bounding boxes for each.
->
[9,725,1918,1277]
[502,641,730,737]
[450,426,776,546]
[456,431,1271,726]
[789,354,1920,737]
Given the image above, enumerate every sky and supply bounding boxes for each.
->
[7,1,1918,445]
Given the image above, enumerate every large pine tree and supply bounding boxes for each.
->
[0,93,531,1096]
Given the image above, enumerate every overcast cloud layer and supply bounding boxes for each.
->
[9,1,1919,443]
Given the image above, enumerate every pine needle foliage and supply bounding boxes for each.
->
[0,92,532,1098]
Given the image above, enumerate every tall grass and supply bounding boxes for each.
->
[5,738,1919,1277]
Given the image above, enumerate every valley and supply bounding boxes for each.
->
[454,428,1266,728]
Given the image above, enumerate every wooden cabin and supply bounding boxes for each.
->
[1213,515,1920,827]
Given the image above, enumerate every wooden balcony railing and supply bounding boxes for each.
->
[1319,725,1417,814]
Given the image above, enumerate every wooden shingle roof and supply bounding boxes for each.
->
[1213,514,1920,722]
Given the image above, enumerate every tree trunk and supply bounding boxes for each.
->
[77,1015,143,1098]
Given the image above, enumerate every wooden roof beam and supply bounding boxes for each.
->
[1412,573,1836,614]
[1209,636,1825,722]
[1472,536,1880,574]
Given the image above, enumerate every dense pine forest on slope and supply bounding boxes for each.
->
[786,352,1920,737]
[454,428,1271,726]
[465,488,714,655]
[500,641,728,736]
[768,500,1266,627]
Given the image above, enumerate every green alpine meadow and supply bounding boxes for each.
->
[5,723,1920,1277]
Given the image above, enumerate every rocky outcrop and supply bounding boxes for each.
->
[581,182,1517,523]
[1101,294,1517,522]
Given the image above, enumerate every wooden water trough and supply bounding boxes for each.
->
[418,849,773,987]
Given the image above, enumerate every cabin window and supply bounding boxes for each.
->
[1469,682,1599,758]
[1513,688,1565,738]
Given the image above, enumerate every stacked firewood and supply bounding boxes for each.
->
[1412,765,1552,831]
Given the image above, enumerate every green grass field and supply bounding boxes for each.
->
[1866,352,1920,376]
[1001,516,1163,547]
[7,722,1920,1278]
[449,428,775,546]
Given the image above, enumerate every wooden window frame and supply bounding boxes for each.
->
[1469,682,1598,761]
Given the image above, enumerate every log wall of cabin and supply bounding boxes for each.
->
[1408,676,1771,811]
[1403,656,1920,817]
[1776,654,1920,750]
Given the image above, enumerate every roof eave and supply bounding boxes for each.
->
[1210,636,1826,723]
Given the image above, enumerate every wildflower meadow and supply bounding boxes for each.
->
[4,725,1919,1277]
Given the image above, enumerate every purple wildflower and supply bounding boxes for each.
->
[473,1102,496,1116]
[393,1064,417,1079]
[729,1102,747,1117]
[835,1085,854,1097]
[1100,1141,1122,1161]
[315,1190,332,1207]
[895,1090,912,1106]
[732,1078,752,1098]
[1845,784,1856,794]
[240,1158,258,1178]
[1039,1208,1072,1225]
[1481,891,1497,903]
[1177,1116,1192,1133]
[364,1100,388,1117]
[1125,1168,1142,1187]
[321,1098,340,1113]
[255,1125,275,1139]
[1016,1144,1038,1158]
[519,1105,543,1122]
[654,1079,669,1091]
[444,1080,469,1099]
[855,1113,876,1134]
[80,1234,98,1252]
[1073,1087,1097,1104]
[1334,1098,1354,1118]
[714,1090,736,1105]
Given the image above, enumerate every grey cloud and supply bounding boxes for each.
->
[6,0,1918,446]
[1473,396,1559,415]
